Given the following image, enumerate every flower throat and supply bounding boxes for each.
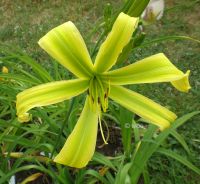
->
[88,76,109,112]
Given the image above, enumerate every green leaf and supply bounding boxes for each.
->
[84,170,109,184]
[115,163,132,184]
[0,44,53,82]
[171,130,191,154]
[92,152,116,171]
[155,112,200,146]
[127,0,150,17]
[129,112,200,183]
[0,164,63,184]
[157,148,200,175]
[0,73,38,85]
[134,35,200,50]
[119,106,133,156]
[116,32,146,65]
[17,55,53,83]
[142,165,150,184]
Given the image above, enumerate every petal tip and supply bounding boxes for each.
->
[184,70,191,92]
[159,121,170,131]
[17,113,31,123]
[171,70,191,93]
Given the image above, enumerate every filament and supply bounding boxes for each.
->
[98,115,108,145]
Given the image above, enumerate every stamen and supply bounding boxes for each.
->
[89,77,94,101]
[88,76,109,112]
[98,115,108,145]
[98,118,109,148]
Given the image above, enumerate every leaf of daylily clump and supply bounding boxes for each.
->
[101,53,191,92]
[127,0,150,17]
[94,12,139,73]
[17,79,89,122]
[109,85,177,130]
[54,97,99,168]
[38,21,94,78]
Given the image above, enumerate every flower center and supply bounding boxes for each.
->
[88,75,109,112]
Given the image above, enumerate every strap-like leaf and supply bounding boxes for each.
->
[101,53,191,92]
[38,22,94,78]
[16,79,89,122]
[129,112,200,183]
[92,152,116,171]
[127,0,150,17]
[94,12,138,73]
[170,130,190,154]
[54,96,99,168]
[157,148,200,175]
[109,85,176,130]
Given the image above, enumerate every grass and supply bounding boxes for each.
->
[0,0,200,183]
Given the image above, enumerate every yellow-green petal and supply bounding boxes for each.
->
[16,79,89,122]
[94,12,139,73]
[101,53,191,92]
[38,21,94,78]
[171,70,191,92]
[54,96,99,168]
[109,85,177,130]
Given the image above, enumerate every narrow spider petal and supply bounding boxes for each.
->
[38,22,94,78]
[109,85,177,130]
[94,12,138,73]
[16,79,89,122]
[101,53,191,92]
[54,96,99,168]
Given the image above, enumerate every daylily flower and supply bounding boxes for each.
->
[16,12,190,168]
[0,66,9,81]
[142,0,165,23]
[2,66,9,73]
